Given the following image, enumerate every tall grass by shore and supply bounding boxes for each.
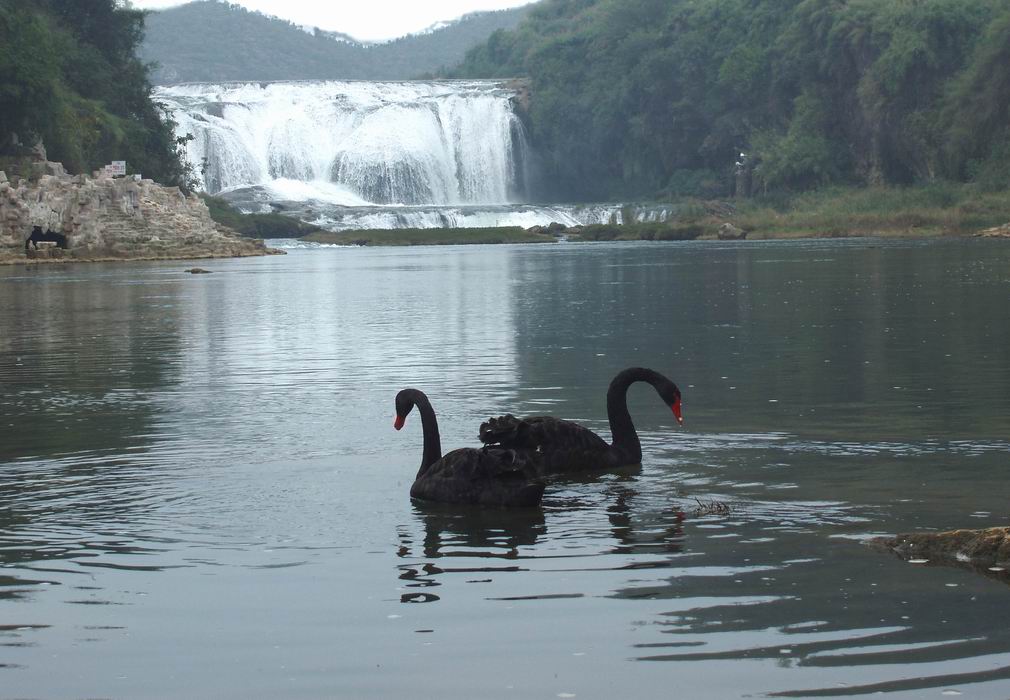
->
[735,184,1010,238]
[571,184,1010,241]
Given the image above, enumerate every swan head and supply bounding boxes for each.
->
[394,389,419,430]
[657,380,683,425]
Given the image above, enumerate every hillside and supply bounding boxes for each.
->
[139,1,534,84]
[450,0,1010,202]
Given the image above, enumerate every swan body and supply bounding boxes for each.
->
[478,368,682,474]
[395,388,545,508]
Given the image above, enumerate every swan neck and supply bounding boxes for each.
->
[606,368,663,461]
[412,392,442,477]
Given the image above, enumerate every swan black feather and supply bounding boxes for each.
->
[395,388,545,508]
[478,368,682,474]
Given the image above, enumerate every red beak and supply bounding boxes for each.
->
[394,415,405,431]
[671,398,683,425]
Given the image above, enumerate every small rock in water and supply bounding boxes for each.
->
[185,268,212,274]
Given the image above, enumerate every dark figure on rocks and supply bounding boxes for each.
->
[25,226,67,251]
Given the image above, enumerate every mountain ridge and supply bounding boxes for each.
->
[139,0,535,84]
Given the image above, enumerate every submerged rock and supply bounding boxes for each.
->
[0,161,275,264]
[870,527,1010,582]
[185,267,212,274]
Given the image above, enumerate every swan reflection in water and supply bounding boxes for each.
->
[396,504,547,603]
[603,486,687,559]
[395,479,688,604]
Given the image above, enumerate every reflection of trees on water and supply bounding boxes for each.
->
[0,267,189,601]
[626,545,1010,697]
[502,243,1010,438]
[0,266,184,461]
[0,515,181,605]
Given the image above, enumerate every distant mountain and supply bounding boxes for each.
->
[139,1,535,84]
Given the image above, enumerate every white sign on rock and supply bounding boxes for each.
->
[109,161,127,176]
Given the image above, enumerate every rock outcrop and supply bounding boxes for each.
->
[0,163,274,264]
[717,222,747,240]
[976,224,1010,238]
[505,78,532,113]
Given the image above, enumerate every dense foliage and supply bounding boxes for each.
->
[0,0,190,187]
[140,1,533,84]
[451,0,1010,200]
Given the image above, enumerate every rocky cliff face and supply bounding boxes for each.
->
[0,163,272,263]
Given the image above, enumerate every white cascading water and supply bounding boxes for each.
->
[156,80,526,205]
[156,80,665,232]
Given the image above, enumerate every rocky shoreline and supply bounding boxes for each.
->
[0,160,276,265]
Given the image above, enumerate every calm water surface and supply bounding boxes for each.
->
[1,239,1009,698]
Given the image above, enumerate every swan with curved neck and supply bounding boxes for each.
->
[478,368,682,473]
[395,388,545,507]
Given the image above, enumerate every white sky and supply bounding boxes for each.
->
[128,0,537,42]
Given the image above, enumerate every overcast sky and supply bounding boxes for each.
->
[129,0,537,41]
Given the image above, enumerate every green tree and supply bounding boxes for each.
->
[0,0,193,188]
[0,2,61,150]
[451,0,1010,200]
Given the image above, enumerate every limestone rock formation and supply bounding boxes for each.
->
[0,163,274,263]
[717,223,747,240]
[976,224,1010,238]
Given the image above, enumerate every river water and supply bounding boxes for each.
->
[1,238,1009,698]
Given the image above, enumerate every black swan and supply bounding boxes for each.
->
[478,367,682,474]
[394,388,545,507]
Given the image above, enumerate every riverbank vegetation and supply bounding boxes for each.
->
[596,185,1010,240]
[735,184,1010,238]
[307,184,1010,246]
[0,0,190,188]
[451,0,1010,203]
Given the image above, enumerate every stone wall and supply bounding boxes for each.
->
[0,163,273,263]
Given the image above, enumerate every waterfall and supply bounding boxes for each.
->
[156,80,529,205]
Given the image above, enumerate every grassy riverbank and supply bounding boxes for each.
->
[579,185,1010,241]
[211,184,1010,247]
[735,184,1010,239]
